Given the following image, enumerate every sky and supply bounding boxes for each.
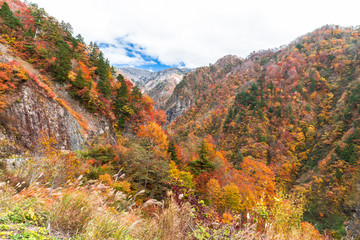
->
[29,0,360,71]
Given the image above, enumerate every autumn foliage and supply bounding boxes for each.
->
[1,1,359,238]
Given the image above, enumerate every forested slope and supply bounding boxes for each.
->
[0,0,356,238]
[167,25,360,238]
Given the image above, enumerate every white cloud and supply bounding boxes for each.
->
[29,0,360,68]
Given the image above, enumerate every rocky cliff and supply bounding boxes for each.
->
[119,67,192,107]
[0,43,115,157]
[162,78,193,123]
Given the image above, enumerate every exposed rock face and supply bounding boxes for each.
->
[119,67,192,107]
[0,43,116,156]
[346,183,360,239]
[1,83,116,155]
[163,80,193,123]
[118,67,153,87]
[4,84,85,151]
[0,51,116,158]
[346,212,360,239]
[164,95,193,123]
[146,71,185,107]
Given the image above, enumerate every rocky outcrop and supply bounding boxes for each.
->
[346,183,360,239]
[346,212,360,239]
[164,95,193,123]
[119,67,192,107]
[118,67,153,87]
[146,72,184,107]
[0,54,116,158]
[0,43,116,156]
[3,84,85,151]
[0,83,116,155]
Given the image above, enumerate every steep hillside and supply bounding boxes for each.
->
[166,25,360,237]
[164,55,242,122]
[0,43,116,157]
[0,0,169,153]
[119,67,192,107]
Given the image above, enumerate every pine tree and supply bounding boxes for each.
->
[96,52,111,98]
[130,85,143,114]
[115,74,129,128]
[53,40,71,82]
[168,139,180,164]
[76,34,84,44]
[73,69,87,89]
[0,2,23,30]
[189,139,215,175]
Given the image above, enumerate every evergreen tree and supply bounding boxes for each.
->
[234,151,243,170]
[53,40,71,82]
[167,139,180,164]
[189,140,215,175]
[130,85,143,113]
[89,42,99,65]
[0,2,23,31]
[72,69,87,89]
[76,34,84,44]
[96,52,111,98]
[115,74,129,128]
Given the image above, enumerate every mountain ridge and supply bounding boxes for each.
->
[164,25,360,237]
[119,66,193,107]
[0,1,358,238]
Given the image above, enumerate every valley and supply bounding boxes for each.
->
[0,0,359,239]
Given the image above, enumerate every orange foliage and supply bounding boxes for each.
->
[137,121,168,157]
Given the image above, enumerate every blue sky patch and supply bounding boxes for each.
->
[98,38,183,72]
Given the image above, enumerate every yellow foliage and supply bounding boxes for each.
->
[68,70,76,82]
[207,179,243,213]
[99,173,114,186]
[137,121,168,157]
[169,161,194,189]
[112,180,131,193]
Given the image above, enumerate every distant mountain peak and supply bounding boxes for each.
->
[118,67,193,107]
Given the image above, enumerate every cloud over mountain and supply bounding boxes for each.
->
[31,0,360,69]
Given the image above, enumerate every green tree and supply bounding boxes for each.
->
[76,34,84,44]
[71,68,91,102]
[168,139,180,164]
[73,69,87,89]
[130,85,143,114]
[189,139,215,175]
[0,2,23,31]
[53,40,71,82]
[115,74,129,128]
[96,52,111,98]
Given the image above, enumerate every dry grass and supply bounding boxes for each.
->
[50,189,94,235]
[0,182,326,240]
[0,181,15,210]
[233,222,324,240]
[1,159,325,240]
[133,198,193,240]
[84,211,138,239]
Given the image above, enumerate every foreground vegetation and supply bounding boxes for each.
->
[0,150,323,239]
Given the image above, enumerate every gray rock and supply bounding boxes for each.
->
[118,67,193,108]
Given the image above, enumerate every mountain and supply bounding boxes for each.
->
[164,55,242,122]
[0,0,359,239]
[118,67,153,86]
[165,25,360,237]
[119,67,192,107]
